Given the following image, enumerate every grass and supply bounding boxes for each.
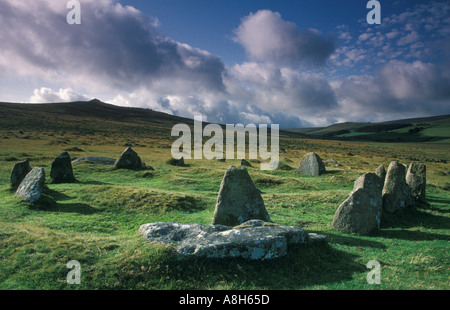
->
[1,121,449,290]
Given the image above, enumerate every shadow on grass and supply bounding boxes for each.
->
[318,231,387,249]
[426,196,450,212]
[31,198,99,215]
[114,243,367,290]
[78,180,112,186]
[322,169,344,175]
[31,188,99,215]
[376,229,450,242]
[381,206,450,230]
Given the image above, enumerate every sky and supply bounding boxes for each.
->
[1,0,450,128]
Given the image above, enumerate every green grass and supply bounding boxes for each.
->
[1,125,449,290]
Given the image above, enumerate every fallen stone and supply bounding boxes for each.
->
[382,161,414,213]
[332,173,383,235]
[50,152,76,183]
[272,161,293,171]
[240,159,252,167]
[114,147,143,170]
[167,157,185,166]
[406,162,426,203]
[138,220,327,260]
[72,156,117,165]
[15,167,46,203]
[212,166,270,226]
[10,159,32,189]
[296,152,326,176]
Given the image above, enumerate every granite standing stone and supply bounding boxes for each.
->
[50,152,76,183]
[15,167,46,203]
[375,165,386,183]
[114,147,143,170]
[212,166,270,226]
[10,159,32,189]
[406,162,426,203]
[382,161,414,213]
[332,173,383,235]
[296,152,326,176]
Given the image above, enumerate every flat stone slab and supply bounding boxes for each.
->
[138,220,327,260]
[72,156,117,165]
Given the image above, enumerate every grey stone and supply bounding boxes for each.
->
[382,161,414,213]
[138,220,326,260]
[375,165,386,183]
[240,159,252,167]
[332,173,383,235]
[296,152,326,176]
[15,167,45,203]
[272,161,293,171]
[114,147,143,170]
[212,166,270,226]
[10,159,32,189]
[167,157,185,166]
[50,152,76,183]
[72,156,117,165]
[406,162,426,203]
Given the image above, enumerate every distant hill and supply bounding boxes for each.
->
[286,114,450,143]
[0,99,198,138]
[0,99,307,141]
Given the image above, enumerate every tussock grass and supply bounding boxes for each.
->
[0,126,449,290]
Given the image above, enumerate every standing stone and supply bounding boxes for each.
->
[332,173,383,235]
[296,152,326,176]
[375,165,386,183]
[406,162,426,203]
[382,161,414,213]
[50,152,76,183]
[114,147,143,170]
[212,166,270,226]
[15,167,46,203]
[10,159,32,189]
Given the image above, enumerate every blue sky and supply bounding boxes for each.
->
[0,0,449,128]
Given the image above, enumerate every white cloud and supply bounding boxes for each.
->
[233,10,335,67]
[30,87,89,103]
[1,0,450,129]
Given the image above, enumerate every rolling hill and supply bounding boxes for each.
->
[287,114,450,143]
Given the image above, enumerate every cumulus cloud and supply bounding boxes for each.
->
[0,0,226,93]
[233,10,335,67]
[1,0,450,128]
[30,87,89,103]
[333,60,450,121]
